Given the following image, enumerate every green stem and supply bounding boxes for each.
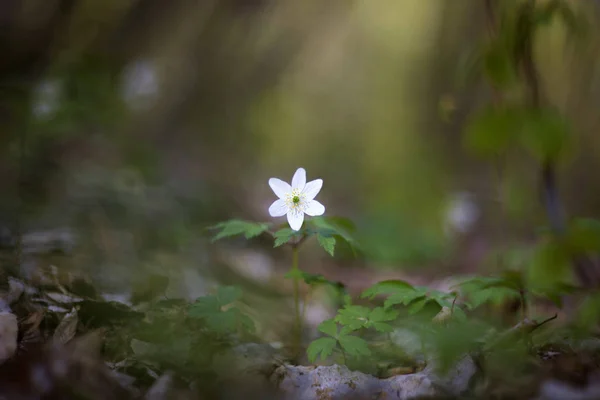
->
[339,344,347,365]
[292,245,302,352]
[301,287,311,325]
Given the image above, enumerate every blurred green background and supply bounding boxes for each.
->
[1,0,600,300]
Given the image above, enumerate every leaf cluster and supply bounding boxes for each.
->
[208,216,359,258]
[361,280,459,317]
[306,319,371,363]
[188,286,255,334]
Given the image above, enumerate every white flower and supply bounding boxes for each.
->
[268,167,325,231]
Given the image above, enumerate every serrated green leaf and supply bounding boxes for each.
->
[429,290,455,308]
[407,298,430,314]
[274,227,296,247]
[452,306,467,322]
[317,234,336,256]
[372,322,394,333]
[384,290,426,309]
[188,286,253,334]
[209,220,270,242]
[307,337,337,363]
[317,319,338,337]
[338,335,371,358]
[361,280,415,300]
[369,307,399,323]
[310,217,360,255]
[335,305,371,331]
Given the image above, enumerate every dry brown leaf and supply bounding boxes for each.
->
[53,307,78,345]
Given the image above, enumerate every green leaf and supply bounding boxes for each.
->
[432,320,489,373]
[567,218,600,253]
[188,286,253,334]
[576,292,600,331]
[469,287,521,309]
[204,308,238,333]
[188,296,220,317]
[317,319,339,337]
[369,307,399,322]
[407,298,430,314]
[216,286,242,306]
[307,337,337,363]
[518,108,570,161]
[324,216,357,233]
[336,305,399,333]
[527,239,574,292]
[483,41,517,88]
[361,280,415,300]
[287,271,347,298]
[456,276,521,309]
[372,322,394,333]
[384,289,427,309]
[463,106,520,157]
[209,220,270,242]
[310,216,360,255]
[317,234,336,256]
[284,269,305,280]
[237,310,256,333]
[338,335,371,358]
[452,306,468,322]
[274,228,297,247]
[335,305,371,331]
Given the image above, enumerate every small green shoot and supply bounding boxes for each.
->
[306,319,371,363]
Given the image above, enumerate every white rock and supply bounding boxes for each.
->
[274,357,476,400]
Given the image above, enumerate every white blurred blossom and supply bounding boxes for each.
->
[121,60,159,110]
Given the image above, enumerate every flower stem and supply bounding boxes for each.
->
[339,344,347,365]
[291,245,302,354]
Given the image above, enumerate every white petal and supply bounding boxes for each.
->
[302,179,323,200]
[291,168,306,190]
[268,199,288,217]
[305,200,325,216]
[269,178,291,199]
[287,211,304,231]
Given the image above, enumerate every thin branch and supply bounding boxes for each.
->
[530,313,558,333]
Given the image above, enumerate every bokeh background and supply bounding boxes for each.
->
[2,0,600,337]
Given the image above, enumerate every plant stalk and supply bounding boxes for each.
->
[291,245,302,353]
